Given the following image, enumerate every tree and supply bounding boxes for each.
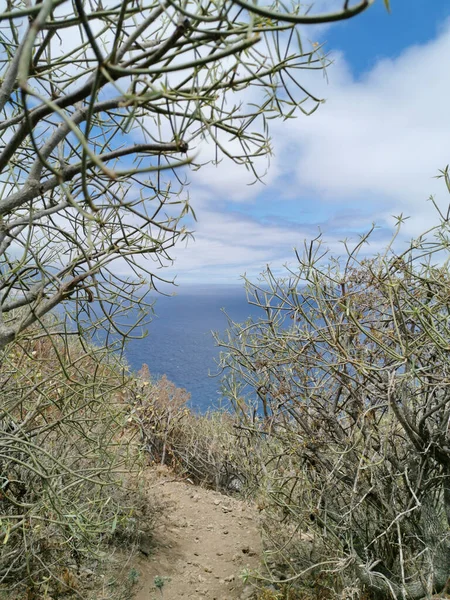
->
[0,0,372,349]
[218,190,450,599]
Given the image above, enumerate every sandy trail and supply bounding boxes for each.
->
[133,471,261,600]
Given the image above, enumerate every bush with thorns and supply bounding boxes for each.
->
[0,322,150,598]
[218,193,450,599]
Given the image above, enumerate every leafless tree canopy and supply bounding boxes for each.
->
[0,0,372,348]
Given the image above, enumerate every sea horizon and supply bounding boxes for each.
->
[122,283,262,412]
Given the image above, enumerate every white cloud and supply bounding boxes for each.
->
[278,20,450,221]
[162,204,393,284]
[164,18,450,284]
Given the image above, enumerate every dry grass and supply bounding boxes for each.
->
[127,364,270,495]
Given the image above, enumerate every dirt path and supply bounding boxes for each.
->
[133,470,262,600]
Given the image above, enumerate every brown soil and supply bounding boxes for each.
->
[132,468,262,600]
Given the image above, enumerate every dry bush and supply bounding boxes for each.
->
[128,365,266,493]
[218,204,450,599]
[0,321,151,598]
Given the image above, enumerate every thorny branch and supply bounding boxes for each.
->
[0,0,371,348]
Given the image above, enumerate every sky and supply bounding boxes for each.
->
[158,0,450,286]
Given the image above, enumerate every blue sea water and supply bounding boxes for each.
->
[123,285,261,412]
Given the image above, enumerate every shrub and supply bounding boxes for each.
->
[129,365,266,493]
[218,201,450,599]
[0,322,148,597]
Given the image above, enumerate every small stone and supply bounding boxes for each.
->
[137,532,154,556]
[204,566,212,573]
[224,574,235,583]
[221,505,233,513]
[240,586,255,600]
[214,499,220,506]
[223,530,229,535]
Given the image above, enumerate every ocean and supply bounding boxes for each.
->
[122,285,261,412]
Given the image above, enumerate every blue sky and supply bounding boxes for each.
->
[326,1,450,73]
[164,0,450,285]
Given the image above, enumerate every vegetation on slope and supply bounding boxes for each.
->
[218,199,450,599]
[5,204,450,600]
[0,321,156,599]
